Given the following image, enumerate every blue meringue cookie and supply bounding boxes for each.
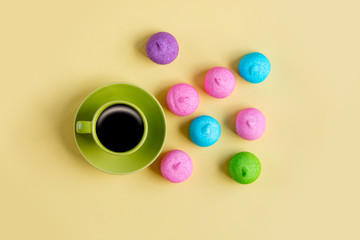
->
[239,52,271,84]
[189,115,221,147]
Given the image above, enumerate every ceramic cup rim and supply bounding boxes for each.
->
[90,100,148,155]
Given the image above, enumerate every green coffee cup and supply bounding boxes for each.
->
[76,100,148,156]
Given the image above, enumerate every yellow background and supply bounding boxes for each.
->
[1,0,359,239]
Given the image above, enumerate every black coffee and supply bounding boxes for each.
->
[96,104,144,152]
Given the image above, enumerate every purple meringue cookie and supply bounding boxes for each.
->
[146,32,179,65]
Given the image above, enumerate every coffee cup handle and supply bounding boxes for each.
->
[76,121,92,134]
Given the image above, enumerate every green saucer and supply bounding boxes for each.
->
[74,83,167,174]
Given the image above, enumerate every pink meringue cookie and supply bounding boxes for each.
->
[160,150,193,183]
[236,108,266,140]
[204,67,236,98]
[166,83,199,116]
